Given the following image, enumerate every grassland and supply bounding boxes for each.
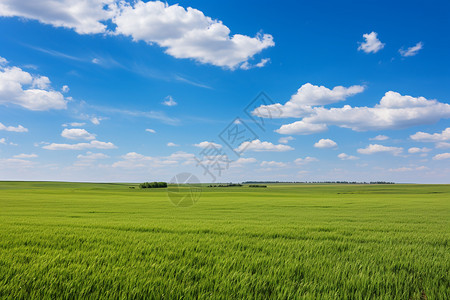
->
[0,182,449,299]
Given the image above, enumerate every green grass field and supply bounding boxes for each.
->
[0,182,449,299]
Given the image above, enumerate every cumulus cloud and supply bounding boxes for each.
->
[162,95,177,106]
[43,140,116,150]
[0,0,117,34]
[432,153,450,160]
[0,59,67,110]
[357,144,403,156]
[294,157,318,165]
[276,92,450,134]
[194,141,222,149]
[62,122,86,127]
[260,161,287,168]
[358,32,385,54]
[77,152,109,160]
[278,136,294,144]
[408,147,431,154]
[234,157,257,164]
[61,85,70,93]
[370,135,389,141]
[167,142,179,147]
[1,1,274,69]
[0,122,28,132]
[145,128,156,133]
[235,139,293,152]
[314,138,337,149]
[114,1,274,69]
[276,121,327,135]
[61,128,96,140]
[410,128,450,142]
[338,153,359,160]
[253,83,364,118]
[399,42,423,57]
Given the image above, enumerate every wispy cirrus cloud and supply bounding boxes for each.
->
[399,42,423,57]
[43,140,116,150]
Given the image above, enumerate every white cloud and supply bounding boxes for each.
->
[43,140,116,150]
[253,83,364,118]
[113,1,274,69]
[357,144,403,156]
[0,60,67,110]
[276,120,327,135]
[0,158,35,168]
[436,142,450,149]
[162,95,177,106]
[145,128,156,133]
[235,139,293,152]
[240,58,270,70]
[1,1,274,69]
[358,32,385,54]
[112,150,197,169]
[276,92,450,134]
[433,153,450,160]
[90,117,103,125]
[314,138,337,149]
[77,152,109,160]
[0,122,28,132]
[13,153,38,158]
[260,161,287,168]
[0,138,5,144]
[389,166,428,172]
[167,142,179,147]
[399,42,423,57]
[294,157,318,165]
[370,135,389,141]
[410,128,450,142]
[0,0,116,34]
[278,136,294,144]
[61,128,96,140]
[408,147,431,154]
[235,157,257,164]
[32,76,51,89]
[112,152,152,169]
[62,122,86,127]
[0,56,7,65]
[61,85,70,93]
[338,153,359,160]
[194,141,222,149]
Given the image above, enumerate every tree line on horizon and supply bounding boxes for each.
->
[139,182,168,189]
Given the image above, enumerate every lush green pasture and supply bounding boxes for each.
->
[0,182,449,299]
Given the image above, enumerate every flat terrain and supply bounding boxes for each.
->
[0,182,449,299]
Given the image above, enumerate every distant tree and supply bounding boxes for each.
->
[139,182,167,189]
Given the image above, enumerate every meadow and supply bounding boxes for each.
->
[0,182,448,299]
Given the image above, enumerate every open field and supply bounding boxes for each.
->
[0,182,449,299]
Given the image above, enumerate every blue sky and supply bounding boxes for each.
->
[0,0,449,183]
